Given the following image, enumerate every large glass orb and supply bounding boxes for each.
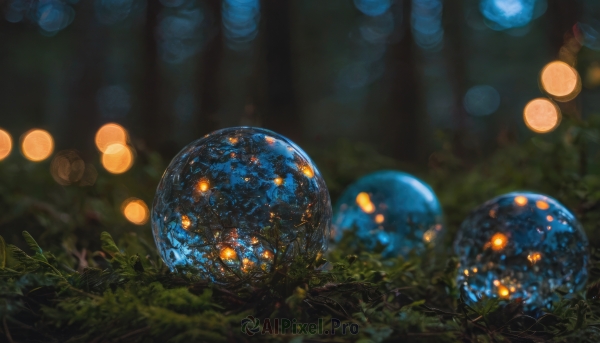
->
[331,170,444,257]
[151,127,332,285]
[454,192,589,310]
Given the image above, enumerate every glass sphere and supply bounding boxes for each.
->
[151,127,332,285]
[454,192,589,310]
[331,170,444,257]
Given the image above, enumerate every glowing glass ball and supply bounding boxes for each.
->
[454,192,589,310]
[151,127,331,285]
[331,171,444,257]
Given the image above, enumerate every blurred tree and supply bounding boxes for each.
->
[142,0,163,151]
[198,0,222,135]
[262,0,300,141]
[66,1,106,154]
[385,0,420,161]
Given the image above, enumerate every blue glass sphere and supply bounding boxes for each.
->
[151,127,332,285]
[331,171,444,257]
[454,192,589,310]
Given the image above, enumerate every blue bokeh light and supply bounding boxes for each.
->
[480,0,538,30]
[354,0,391,17]
[222,0,260,50]
[412,0,444,50]
[463,85,501,116]
[37,1,75,33]
[158,8,205,63]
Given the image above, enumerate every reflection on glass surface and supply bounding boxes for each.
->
[455,192,589,311]
[151,127,331,285]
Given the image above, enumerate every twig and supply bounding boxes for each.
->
[3,317,14,343]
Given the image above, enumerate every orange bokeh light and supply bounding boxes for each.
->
[21,129,54,162]
[122,198,149,225]
[95,123,128,153]
[523,98,560,134]
[356,192,375,214]
[498,285,510,298]
[101,143,133,174]
[0,129,12,161]
[375,214,384,224]
[540,61,580,100]
[490,232,508,251]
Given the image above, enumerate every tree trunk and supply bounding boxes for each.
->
[384,0,420,161]
[261,0,300,141]
[198,0,223,135]
[66,1,106,155]
[141,0,162,151]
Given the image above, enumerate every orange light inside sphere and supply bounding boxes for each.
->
[490,233,508,251]
[198,179,210,192]
[528,252,542,264]
[21,129,54,162]
[181,215,191,229]
[95,123,128,153]
[523,98,561,134]
[375,214,385,224]
[122,198,149,225]
[356,192,376,214]
[536,200,549,210]
[220,247,237,260]
[514,196,528,206]
[101,143,133,174]
[540,61,580,99]
[0,129,12,161]
[498,285,510,298]
[302,165,314,178]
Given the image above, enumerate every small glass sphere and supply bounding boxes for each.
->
[454,192,589,310]
[151,127,331,285]
[331,170,444,257]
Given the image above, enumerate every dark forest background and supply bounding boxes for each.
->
[2,0,600,166]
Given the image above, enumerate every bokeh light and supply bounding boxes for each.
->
[50,150,85,186]
[158,7,205,63]
[4,0,76,34]
[354,0,391,17]
[36,1,75,34]
[21,129,54,162]
[122,198,149,225]
[95,123,128,153]
[101,143,133,174]
[463,85,501,116]
[540,61,581,101]
[411,0,444,50]
[479,0,545,30]
[222,0,260,50]
[0,129,12,161]
[523,98,561,134]
[575,20,600,51]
